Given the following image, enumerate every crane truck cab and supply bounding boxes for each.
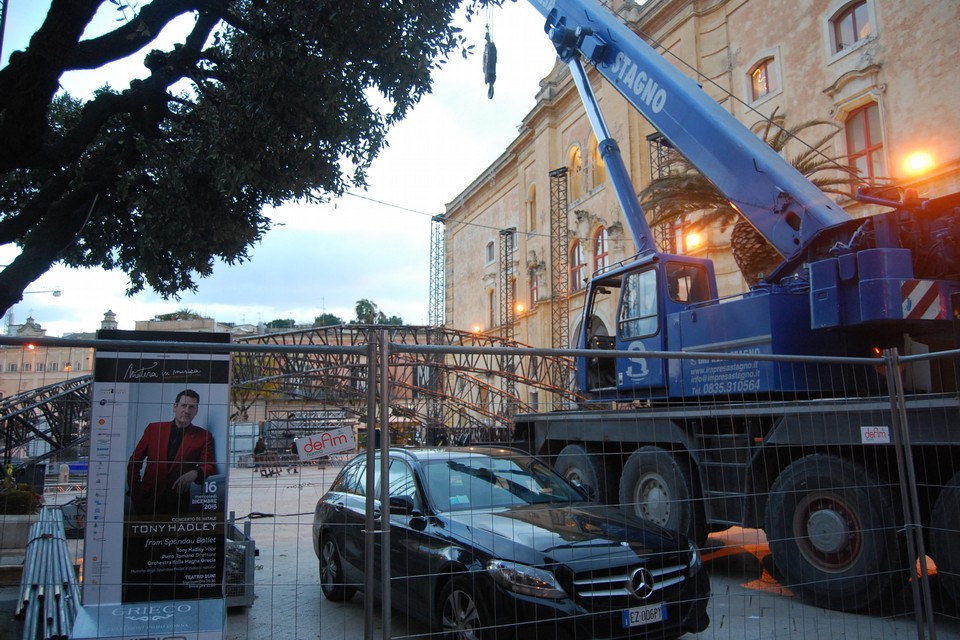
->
[580,254,716,398]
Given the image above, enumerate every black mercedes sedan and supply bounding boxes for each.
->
[312,447,709,639]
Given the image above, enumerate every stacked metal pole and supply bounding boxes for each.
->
[15,506,80,640]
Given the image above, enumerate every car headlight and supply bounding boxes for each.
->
[688,541,701,576]
[485,560,567,599]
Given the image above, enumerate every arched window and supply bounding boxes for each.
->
[845,102,884,187]
[830,0,873,54]
[569,240,586,292]
[568,146,584,201]
[825,0,877,60]
[749,57,779,102]
[485,240,495,265]
[593,227,610,273]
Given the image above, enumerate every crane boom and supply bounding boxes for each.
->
[527,0,850,260]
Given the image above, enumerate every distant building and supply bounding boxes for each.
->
[0,313,109,399]
[134,315,230,333]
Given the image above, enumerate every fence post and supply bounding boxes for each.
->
[364,337,378,640]
[884,347,937,640]
[379,329,392,637]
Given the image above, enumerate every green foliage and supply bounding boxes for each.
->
[0,465,41,514]
[352,298,403,325]
[0,484,41,515]
[314,313,343,327]
[265,318,295,329]
[354,298,380,324]
[0,0,498,314]
[153,308,203,321]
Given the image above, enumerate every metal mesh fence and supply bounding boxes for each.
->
[3,335,960,639]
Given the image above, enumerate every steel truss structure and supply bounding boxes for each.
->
[0,327,579,463]
[233,325,580,443]
[0,376,91,466]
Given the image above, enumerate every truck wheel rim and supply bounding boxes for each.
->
[793,493,861,571]
[636,472,670,526]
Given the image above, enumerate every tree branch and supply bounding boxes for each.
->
[0,0,101,169]
[63,0,216,71]
[8,12,219,175]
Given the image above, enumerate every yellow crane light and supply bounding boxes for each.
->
[903,151,935,177]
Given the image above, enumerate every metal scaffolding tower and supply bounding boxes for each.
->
[498,228,518,415]
[549,168,570,351]
[427,213,448,442]
[498,228,516,340]
[428,214,446,327]
[647,133,677,253]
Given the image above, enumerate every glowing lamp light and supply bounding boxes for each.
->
[685,231,703,251]
[472,324,481,334]
[26,344,35,350]
[903,151,934,177]
[515,303,525,315]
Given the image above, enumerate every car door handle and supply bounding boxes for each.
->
[332,501,345,512]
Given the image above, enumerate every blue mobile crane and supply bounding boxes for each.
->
[512,0,960,613]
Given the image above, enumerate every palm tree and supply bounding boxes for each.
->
[354,298,387,324]
[154,308,203,321]
[639,109,857,286]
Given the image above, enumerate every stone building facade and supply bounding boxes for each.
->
[442,0,960,374]
[0,315,101,399]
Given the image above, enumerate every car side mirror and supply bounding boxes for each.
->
[570,479,595,501]
[389,495,418,516]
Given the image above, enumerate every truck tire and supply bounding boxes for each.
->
[930,472,960,605]
[619,446,706,545]
[764,454,906,612]
[555,444,615,503]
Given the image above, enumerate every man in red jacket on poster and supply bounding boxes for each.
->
[126,389,218,516]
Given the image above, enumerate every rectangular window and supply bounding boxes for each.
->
[23,363,31,372]
[665,262,710,303]
[570,242,586,292]
[594,228,610,273]
[619,269,659,339]
[488,289,495,329]
[846,103,884,186]
[527,191,537,232]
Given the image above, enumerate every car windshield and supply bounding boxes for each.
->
[421,453,586,512]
